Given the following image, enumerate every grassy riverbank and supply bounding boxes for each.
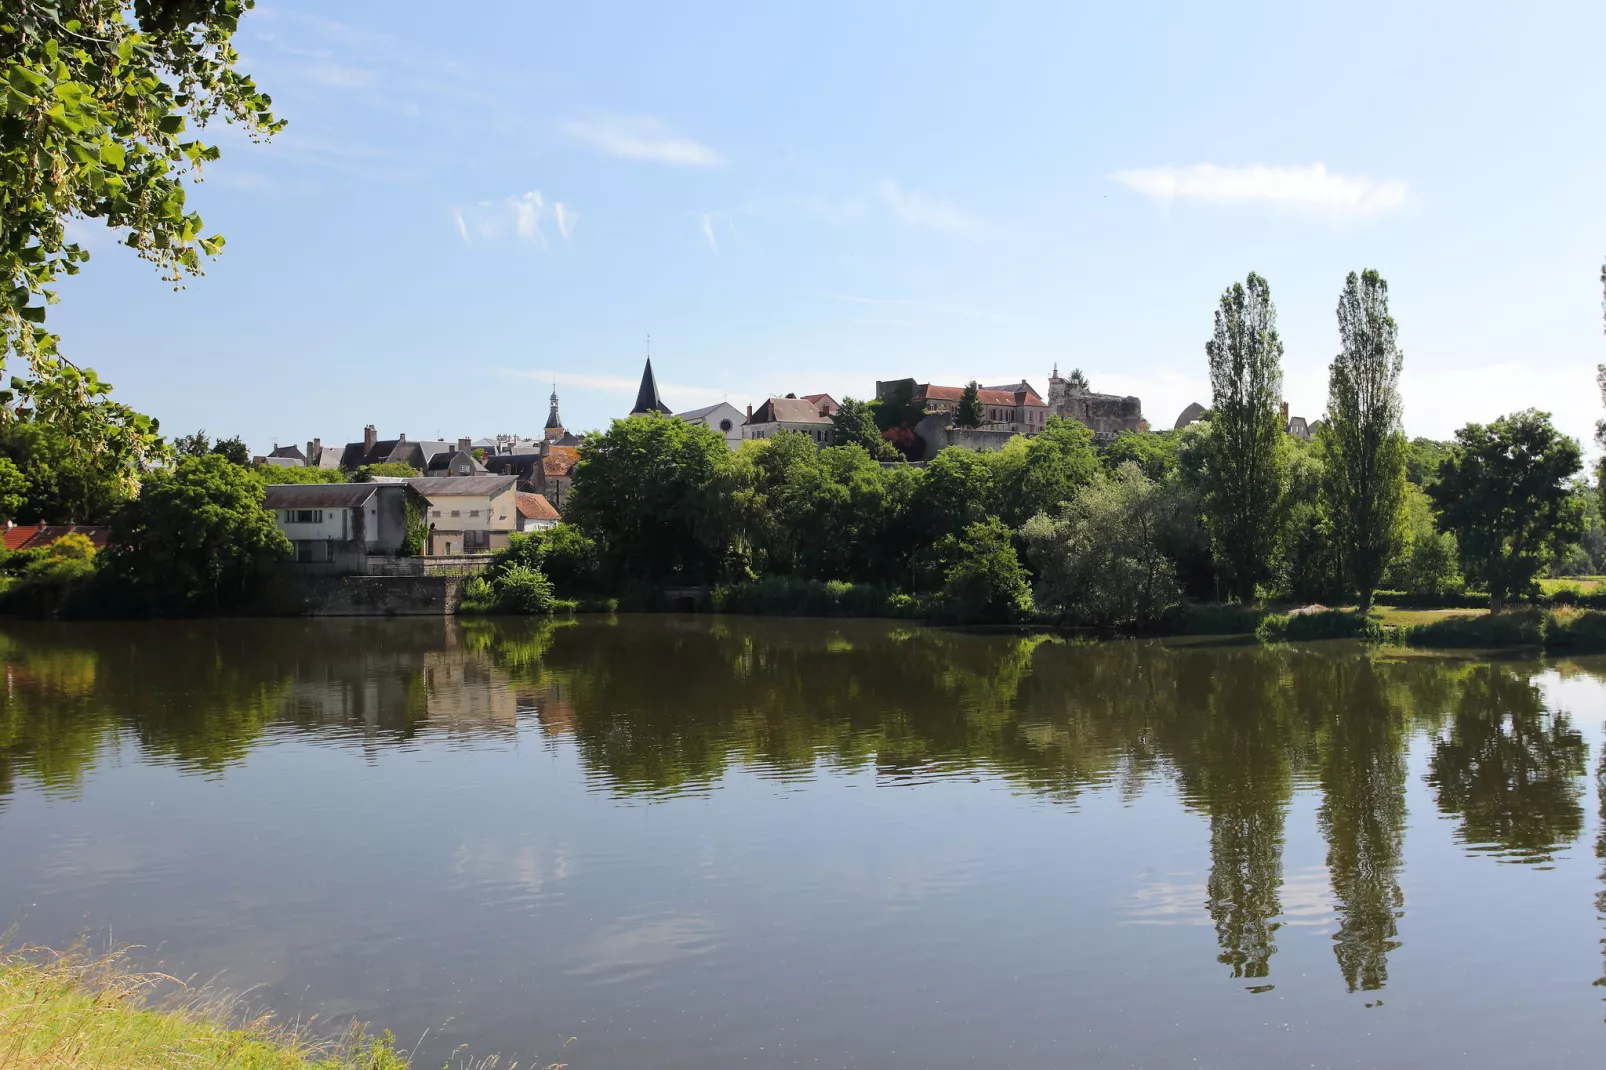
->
[0,948,410,1070]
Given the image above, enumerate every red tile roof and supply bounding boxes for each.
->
[915,384,1044,407]
[516,492,560,521]
[3,524,111,552]
[542,446,579,477]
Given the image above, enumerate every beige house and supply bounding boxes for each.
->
[408,475,518,555]
[742,397,836,445]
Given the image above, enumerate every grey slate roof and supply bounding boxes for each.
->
[406,475,518,498]
[748,397,833,425]
[631,358,672,415]
[265,483,382,509]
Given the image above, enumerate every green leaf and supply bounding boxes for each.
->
[100,140,126,168]
[157,114,185,135]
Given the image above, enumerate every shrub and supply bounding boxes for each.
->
[933,518,1033,624]
[1257,609,1382,643]
[1544,610,1606,653]
[1372,588,1486,609]
[490,525,602,597]
[457,576,498,613]
[496,564,556,614]
[1022,465,1180,627]
[712,576,912,618]
[0,535,100,617]
[1396,609,1545,649]
[1155,602,1267,636]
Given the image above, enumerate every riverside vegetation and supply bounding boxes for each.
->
[0,947,412,1070]
[8,268,1606,653]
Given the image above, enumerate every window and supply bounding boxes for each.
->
[719,418,733,432]
[469,509,480,518]
[450,510,461,518]
[295,540,331,563]
[431,509,442,518]
[284,509,322,524]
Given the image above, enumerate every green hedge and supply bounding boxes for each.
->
[1257,609,1382,643]
[712,577,921,618]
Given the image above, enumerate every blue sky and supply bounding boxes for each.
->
[51,0,1606,455]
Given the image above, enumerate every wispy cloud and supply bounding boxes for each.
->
[452,190,574,246]
[1112,163,1408,219]
[559,115,723,168]
[874,178,984,233]
[700,213,718,251]
[822,293,1014,323]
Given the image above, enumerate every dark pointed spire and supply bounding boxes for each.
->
[630,358,672,415]
[545,383,563,429]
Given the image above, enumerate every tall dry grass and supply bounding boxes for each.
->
[0,944,535,1069]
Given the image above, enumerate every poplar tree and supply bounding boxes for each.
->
[1595,257,1606,517]
[1203,273,1288,600]
[1321,270,1408,610]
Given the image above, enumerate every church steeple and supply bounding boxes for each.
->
[630,357,672,416]
[545,384,563,430]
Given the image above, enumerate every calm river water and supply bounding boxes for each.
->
[1,616,1603,1068]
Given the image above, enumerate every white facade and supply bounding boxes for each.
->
[677,401,746,450]
[742,420,835,445]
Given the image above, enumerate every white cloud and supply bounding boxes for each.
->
[511,190,544,241]
[700,213,718,251]
[1112,163,1408,219]
[559,115,723,168]
[452,190,574,246]
[874,178,984,233]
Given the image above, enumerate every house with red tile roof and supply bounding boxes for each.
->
[515,492,560,532]
[3,524,111,553]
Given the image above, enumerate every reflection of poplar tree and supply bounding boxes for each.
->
[1595,746,1604,1006]
[1317,660,1406,992]
[1426,666,1587,863]
[1177,652,1296,981]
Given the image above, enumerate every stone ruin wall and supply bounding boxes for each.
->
[1056,393,1144,442]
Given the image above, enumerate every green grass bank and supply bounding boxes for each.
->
[0,948,420,1070]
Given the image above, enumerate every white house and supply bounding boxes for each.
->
[265,483,409,571]
[677,401,746,450]
[516,491,560,532]
[408,475,518,555]
[742,397,836,446]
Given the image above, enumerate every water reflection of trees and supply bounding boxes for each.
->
[3,618,1602,998]
[1425,665,1587,864]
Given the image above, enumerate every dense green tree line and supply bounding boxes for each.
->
[544,268,1593,620]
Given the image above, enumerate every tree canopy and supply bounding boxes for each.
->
[103,452,288,614]
[1429,410,1582,610]
[2,0,279,395]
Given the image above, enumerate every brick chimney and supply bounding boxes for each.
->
[363,425,377,451]
[1279,401,1289,427]
[307,437,321,459]
[458,436,472,453]
[398,432,407,442]
[746,403,753,419]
